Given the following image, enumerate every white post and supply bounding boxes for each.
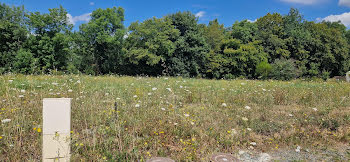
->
[43,98,71,162]
[346,71,350,82]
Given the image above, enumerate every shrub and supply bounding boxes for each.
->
[255,61,272,79]
[13,49,37,74]
[271,59,300,80]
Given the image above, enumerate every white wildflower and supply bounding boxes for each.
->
[166,88,172,92]
[245,106,251,110]
[133,95,138,98]
[174,123,178,126]
[152,87,157,91]
[148,93,152,96]
[161,108,166,111]
[1,119,11,123]
[68,89,73,92]
[289,114,294,117]
[184,114,190,117]
[312,108,318,111]
[242,117,248,121]
[77,80,81,84]
[52,82,58,86]
[247,128,252,131]
[135,104,140,108]
[20,89,25,93]
[222,103,227,107]
[180,85,183,88]
[241,83,246,85]
[105,93,109,96]
[190,122,195,125]
[18,95,24,98]
[116,98,121,100]
[295,146,301,153]
[8,80,13,83]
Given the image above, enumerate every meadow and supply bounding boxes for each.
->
[0,75,349,161]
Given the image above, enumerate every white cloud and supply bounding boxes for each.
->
[339,0,350,7]
[89,2,95,6]
[247,19,257,23]
[67,13,91,25]
[195,11,205,18]
[318,12,350,26]
[280,0,323,5]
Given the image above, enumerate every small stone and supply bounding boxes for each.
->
[211,153,239,162]
[295,146,301,153]
[258,153,272,162]
[242,117,248,121]
[250,142,257,146]
[146,157,174,162]
[238,150,245,155]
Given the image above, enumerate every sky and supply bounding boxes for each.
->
[1,0,350,30]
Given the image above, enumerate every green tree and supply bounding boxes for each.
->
[231,20,258,44]
[257,13,290,61]
[0,3,28,73]
[123,17,179,75]
[166,11,210,77]
[204,19,225,51]
[78,7,125,74]
[27,6,73,73]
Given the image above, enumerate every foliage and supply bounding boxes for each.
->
[256,61,272,79]
[13,49,37,74]
[271,59,300,80]
[165,12,210,77]
[123,17,179,76]
[78,7,125,75]
[0,3,349,80]
[0,3,28,72]
[27,6,73,73]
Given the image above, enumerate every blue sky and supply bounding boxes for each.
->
[2,0,350,30]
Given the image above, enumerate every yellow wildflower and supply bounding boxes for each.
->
[37,128,42,133]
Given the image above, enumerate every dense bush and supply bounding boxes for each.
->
[271,59,300,80]
[255,61,272,79]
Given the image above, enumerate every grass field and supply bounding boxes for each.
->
[0,75,349,161]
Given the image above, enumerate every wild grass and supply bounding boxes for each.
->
[0,75,349,161]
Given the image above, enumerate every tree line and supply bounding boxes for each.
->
[1,3,350,80]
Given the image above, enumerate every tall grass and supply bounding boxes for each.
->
[0,75,349,161]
